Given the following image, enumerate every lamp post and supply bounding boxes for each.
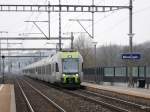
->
[92,42,97,83]
[0,31,8,73]
[2,55,5,84]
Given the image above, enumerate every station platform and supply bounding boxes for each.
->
[81,82,150,100]
[0,84,16,112]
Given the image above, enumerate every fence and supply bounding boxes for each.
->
[83,66,150,84]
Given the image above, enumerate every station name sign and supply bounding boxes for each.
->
[121,53,141,60]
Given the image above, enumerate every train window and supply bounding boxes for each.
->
[56,63,59,72]
[41,67,42,74]
[42,66,44,74]
[39,67,41,74]
[45,66,47,74]
[49,64,51,74]
[43,66,45,74]
[44,66,46,74]
[45,65,48,74]
[62,59,79,73]
[41,67,43,74]
[49,65,52,74]
[53,64,55,72]
[42,66,45,74]
[36,68,37,74]
[31,69,33,74]
[32,69,33,73]
[37,67,39,74]
[52,64,54,72]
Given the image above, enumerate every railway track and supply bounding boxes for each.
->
[23,77,114,112]
[23,77,130,112]
[66,89,150,112]
[31,81,139,112]
[23,77,150,112]
[50,86,130,112]
[17,79,66,112]
[79,89,150,110]
[32,81,149,112]
[4,74,150,112]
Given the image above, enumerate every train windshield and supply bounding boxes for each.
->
[62,58,79,73]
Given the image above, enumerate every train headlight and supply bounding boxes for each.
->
[63,74,66,77]
[76,74,79,77]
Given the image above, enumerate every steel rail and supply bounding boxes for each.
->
[63,89,129,112]
[80,89,150,111]
[16,80,35,112]
[22,79,66,112]
[30,82,129,112]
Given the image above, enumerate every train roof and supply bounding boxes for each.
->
[22,51,82,70]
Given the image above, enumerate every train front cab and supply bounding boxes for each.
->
[61,73,81,88]
[60,51,83,88]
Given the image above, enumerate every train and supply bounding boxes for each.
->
[22,50,83,88]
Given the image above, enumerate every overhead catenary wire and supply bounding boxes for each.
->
[99,4,150,34]
[84,1,150,34]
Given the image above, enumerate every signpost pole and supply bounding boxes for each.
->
[128,0,134,87]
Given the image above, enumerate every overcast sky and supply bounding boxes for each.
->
[0,0,150,50]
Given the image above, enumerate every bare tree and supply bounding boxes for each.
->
[96,44,122,66]
[74,34,94,68]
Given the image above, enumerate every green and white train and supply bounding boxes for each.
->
[22,50,83,88]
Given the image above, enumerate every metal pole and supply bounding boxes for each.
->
[94,44,97,83]
[0,40,2,73]
[59,0,62,51]
[92,42,97,83]
[40,51,41,60]
[0,31,8,74]
[2,58,4,83]
[2,56,5,84]
[48,1,51,39]
[71,32,74,50]
[92,0,94,39]
[92,0,96,83]
[18,62,20,69]
[7,38,10,73]
[128,0,134,87]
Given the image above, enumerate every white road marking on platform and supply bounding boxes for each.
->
[0,85,4,91]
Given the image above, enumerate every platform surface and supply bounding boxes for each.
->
[0,84,16,112]
[82,82,150,99]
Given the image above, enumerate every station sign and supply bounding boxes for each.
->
[121,53,141,60]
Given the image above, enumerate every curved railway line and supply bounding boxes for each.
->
[17,79,66,112]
